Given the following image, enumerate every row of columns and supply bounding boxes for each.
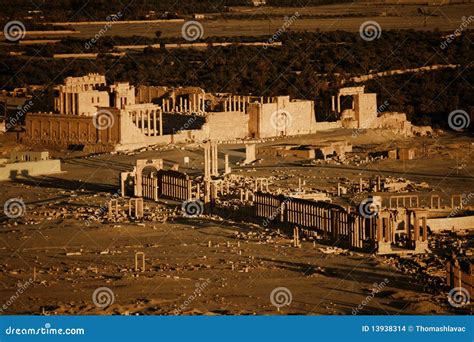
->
[131,109,163,136]
[389,195,419,208]
[161,94,206,114]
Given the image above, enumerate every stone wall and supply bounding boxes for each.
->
[248,96,316,138]
[21,112,120,152]
[355,93,377,129]
[0,160,61,181]
[427,216,474,232]
[201,111,249,141]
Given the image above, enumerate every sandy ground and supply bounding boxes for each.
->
[0,129,472,315]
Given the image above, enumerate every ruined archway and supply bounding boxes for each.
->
[135,159,163,198]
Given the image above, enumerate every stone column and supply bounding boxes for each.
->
[211,142,218,176]
[147,111,151,135]
[204,142,212,180]
[414,215,420,242]
[159,110,163,136]
[224,154,231,174]
[422,216,427,241]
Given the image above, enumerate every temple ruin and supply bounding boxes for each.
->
[16,74,424,153]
